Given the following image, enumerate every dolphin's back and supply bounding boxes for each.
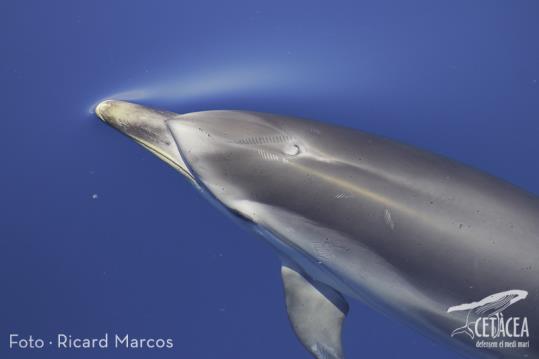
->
[259,113,539,283]
[216,112,539,356]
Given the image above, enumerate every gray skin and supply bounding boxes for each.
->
[96,100,539,359]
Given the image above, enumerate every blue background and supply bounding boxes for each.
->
[1,1,538,358]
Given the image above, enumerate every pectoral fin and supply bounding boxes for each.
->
[281,263,349,359]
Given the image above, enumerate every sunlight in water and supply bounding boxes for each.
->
[89,62,304,112]
[87,58,373,115]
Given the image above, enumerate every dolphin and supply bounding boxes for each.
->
[95,100,539,359]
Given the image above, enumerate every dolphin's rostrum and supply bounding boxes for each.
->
[96,100,539,359]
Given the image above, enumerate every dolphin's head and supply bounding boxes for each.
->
[96,100,317,221]
[165,110,311,213]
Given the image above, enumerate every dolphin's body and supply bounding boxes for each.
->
[96,100,538,359]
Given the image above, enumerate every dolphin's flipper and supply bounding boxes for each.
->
[281,263,349,359]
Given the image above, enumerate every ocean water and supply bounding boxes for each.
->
[1,1,538,358]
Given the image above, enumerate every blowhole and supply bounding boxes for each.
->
[284,144,300,156]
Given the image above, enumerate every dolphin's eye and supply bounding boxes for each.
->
[283,144,300,156]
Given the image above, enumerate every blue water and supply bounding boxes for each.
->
[1,1,538,358]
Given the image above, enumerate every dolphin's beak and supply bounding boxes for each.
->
[95,99,194,182]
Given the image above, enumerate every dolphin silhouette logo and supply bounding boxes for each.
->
[447,289,528,339]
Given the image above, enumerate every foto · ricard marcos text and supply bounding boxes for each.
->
[9,333,174,349]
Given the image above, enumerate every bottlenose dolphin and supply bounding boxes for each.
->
[95,100,538,359]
